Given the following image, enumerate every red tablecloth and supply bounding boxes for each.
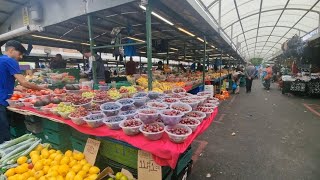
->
[18,107,218,168]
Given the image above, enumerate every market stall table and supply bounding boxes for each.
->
[7,106,218,169]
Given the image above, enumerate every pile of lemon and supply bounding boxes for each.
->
[5,145,100,180]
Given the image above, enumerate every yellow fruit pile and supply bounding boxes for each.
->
[5,145,100,180]
[137,77,187,93]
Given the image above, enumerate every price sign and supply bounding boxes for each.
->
[137,150,162,180]
[83,138,100,165]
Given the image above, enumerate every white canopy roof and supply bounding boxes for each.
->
[197,0,320,60]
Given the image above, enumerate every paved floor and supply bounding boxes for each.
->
[189,80,320,180]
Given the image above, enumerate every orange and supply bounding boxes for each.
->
[58,164,69,176]
[65,171,76,180]
[64,150,73,157]
[34,161,43,171]
[60,156,70,165]
[71,164,82,173]
[89,166,100,174]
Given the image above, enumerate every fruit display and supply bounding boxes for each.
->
[170,102,192,114]
[87,104,101,113]
[184,111,206,122]
[119,86,137,95]
[147,102,168,110]
[26,89,51,97]
[116,98,135,111]
[93,91,109,102]
[82,91,95,99]
[107,88,122,100]
[55,103,75,113]
[9,93,25,100]
[172,88,186,94]
[196,106,214,118]
[69,107,89,125]
[65,84,80,90]
[103,116,126,130]
[137,109,159,124]
[100,102,122,117]
[180,98,200,110]
[139,123,165,141]
[165,124,192,143]
[179,117,200,132]
[53,88,66,95]
[162,98,180,105]
[84,113,105,128]
[160,109,184,126]
[119,110,137,119]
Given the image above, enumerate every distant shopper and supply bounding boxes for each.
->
[196,62,203,72]
[125,57,137,75]
[232,70,243,94]
[245,62,256,93]
[50,54,66,69]
[82,49,105,82]
[179,64,187,73]
[156,61,164,71]
[262,64,273,90]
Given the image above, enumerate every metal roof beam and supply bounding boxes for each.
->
[232,25,308,38]
[233,0,250,57]
[207,0,219,10]
[262,0,320,59]
[258,0,290,56]
[223,7,319,30]
[3,0,24,5]
[237,35,289,44]
[253,0,263,57]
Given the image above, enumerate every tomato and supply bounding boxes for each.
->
[10,96,18,100]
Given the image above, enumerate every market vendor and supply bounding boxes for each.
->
[82,48,106,82]
[125,56,137,75]
[50,54,66,69]
[0,40,46,143]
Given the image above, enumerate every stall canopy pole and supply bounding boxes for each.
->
[146,1,153,91]
[219,50,223,92]
[202,36,206,86]
[166,42,169,65]
[87,15,97,85]
[139,56,142,75]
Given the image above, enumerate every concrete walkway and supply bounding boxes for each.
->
[189,80,320,180]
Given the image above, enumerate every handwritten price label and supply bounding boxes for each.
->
[83,138,100,165]
[138,150,162,180]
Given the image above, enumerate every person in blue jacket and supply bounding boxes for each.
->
[0,40,45,143]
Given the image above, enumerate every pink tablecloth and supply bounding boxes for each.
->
[19,107,218,168]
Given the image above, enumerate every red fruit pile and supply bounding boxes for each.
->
[196,107,213,112]
[180,99,193,103]
[171,94,182,98]
[65,94,80,103]
[167,127,189,135]
[87,104,100,112]
[93,92,109,101]
[171,106,188,112]
[72,97,91,105]
[53,88,66,94]
[123,119,142,127]
[202,104,215,107]
[163,98,178,103]
[173,88,185,93]
[140,110,157,114]
[149,102,166,108]
[163,110,181,116]
[142,124,164,132]
[70,107,89,118]
[185,112,202,118]
[180,118,197,125]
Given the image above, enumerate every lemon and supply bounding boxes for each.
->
[87,174,98,180]
[79,159,87,165]
[69,159,77,167]
[89,166,100,174]
[74,174,84,180]
[65,150,73,157]
[65,171,76,180]
[16,174,24,180]
[5,168,15,177]
[49,153,57,160]
[82,164,90,173]
[17,156,28,165]
[77,170,87,178]
[34,161,44,171]
[41,149,50,159]
[34,170,44,179]
[30,151,39,158]
[60,156,70,165]
[73,152,85,161]
[56,150,62,154]
[35,144,44,151]
[58,164,69,176]
[54,154,63,162]
[31,155,40,164]
[56,175,64,180]
[22,171,31,178]
[47,170,59,177]
[43,166,50,174]
[72,164,82,173]
[49,149,56,154]
[27,177,37,180]
[38,176,46,180]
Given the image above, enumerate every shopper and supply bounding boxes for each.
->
[125,56,137,75]
[262,64,273,90]
[196,62,203,72]
[232,70,243,94]
[245,62,256,93]
[156,61,164,71]
[50,54,66,69]
[0,40,46,143]
[82,49,105,82]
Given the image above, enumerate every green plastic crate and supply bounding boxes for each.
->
[70,137,86,152]
[50,142,71,152]
[10,126,26,138]
[175,146,193,175]
[70,128,91,141]
[43,129,70,145]
[98,138,138,169]
[42,119,69,132]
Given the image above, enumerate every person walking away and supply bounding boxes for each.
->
[0,40,47,143]
[125,57,137,75]
[82,49,105,82]
[262,64,273,90]
[245,63,256,93]
[232,70,243,94]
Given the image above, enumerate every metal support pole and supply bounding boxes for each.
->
[218,0,222,34]
[146,1,153,91]
[166,42,169,65]
[87,15,97,85]
[219,50,223,92]
[203,36,206,86]
[139,56,142,75]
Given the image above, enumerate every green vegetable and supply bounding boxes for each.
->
[0,134,32,150]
